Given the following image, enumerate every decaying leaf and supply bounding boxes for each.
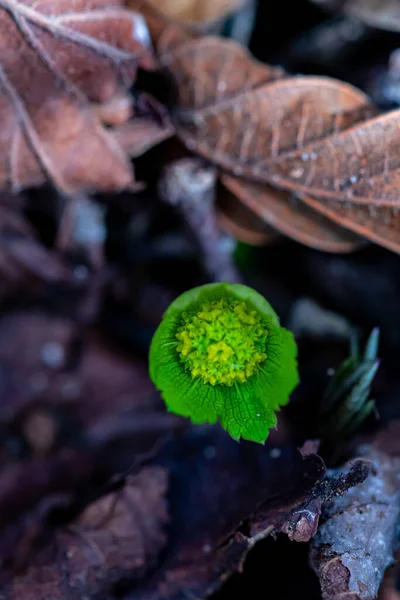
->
[0,0,156,195]
[221,175,363,252]
[113,118,175,158]
[126,431,367,600]
[0,309,180,577]
[299,194,400,255]
[160,35,400,254]
[1,467,169,600]
[216,182,278,246]
[162,36,375,192]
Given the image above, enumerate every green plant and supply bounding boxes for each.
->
[149,283,298,443]
[320,328,380,442]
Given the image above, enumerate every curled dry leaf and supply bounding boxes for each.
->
[221,175,363,252]
[216,182,279,246]
[1,467,169,600]
[0,0,155,195]
[161,36,400,254]
[113,118,175,158]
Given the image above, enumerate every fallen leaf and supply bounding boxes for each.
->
[113,118,175,157]
[0,0,155,195]
[94,91,175,158]
[126,430,366,600]
[139,0,246,24]
[1,467,169,600]
[0,310,179,577]
[221,175,363,252]
[0,311,158,434]
[216,182,279,245]
[300,194,400,255]
[160,36,400,254]
[127,0,192,50]
[162,37,375,189]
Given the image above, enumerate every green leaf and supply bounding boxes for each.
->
[149,283,298,443]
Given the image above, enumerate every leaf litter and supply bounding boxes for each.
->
[0,2,400,600]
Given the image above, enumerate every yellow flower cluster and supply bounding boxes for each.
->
[176,299,268,385]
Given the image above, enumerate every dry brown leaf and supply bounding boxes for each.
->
[0,0,155,195]
[162,36,382,203]
[216,182,279,245]
[299,194,400,254]
[159,36,400,253]
[141,0,245,24]
[2,467,169,600]
[113,118,175,157]
[221,174,363,252]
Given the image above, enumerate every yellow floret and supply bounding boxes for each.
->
[175,298,268,386]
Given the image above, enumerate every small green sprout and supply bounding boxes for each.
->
[149,283,299,443]
[320,327,380,441]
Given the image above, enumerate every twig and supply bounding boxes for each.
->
[158,157,241,283]
[55,194,105,269]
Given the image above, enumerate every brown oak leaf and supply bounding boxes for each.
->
[0,0,155,195]
[160,36,400,254]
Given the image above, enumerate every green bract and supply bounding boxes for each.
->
[149,283,299,443]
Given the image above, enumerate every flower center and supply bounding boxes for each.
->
[175,298,268,386]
